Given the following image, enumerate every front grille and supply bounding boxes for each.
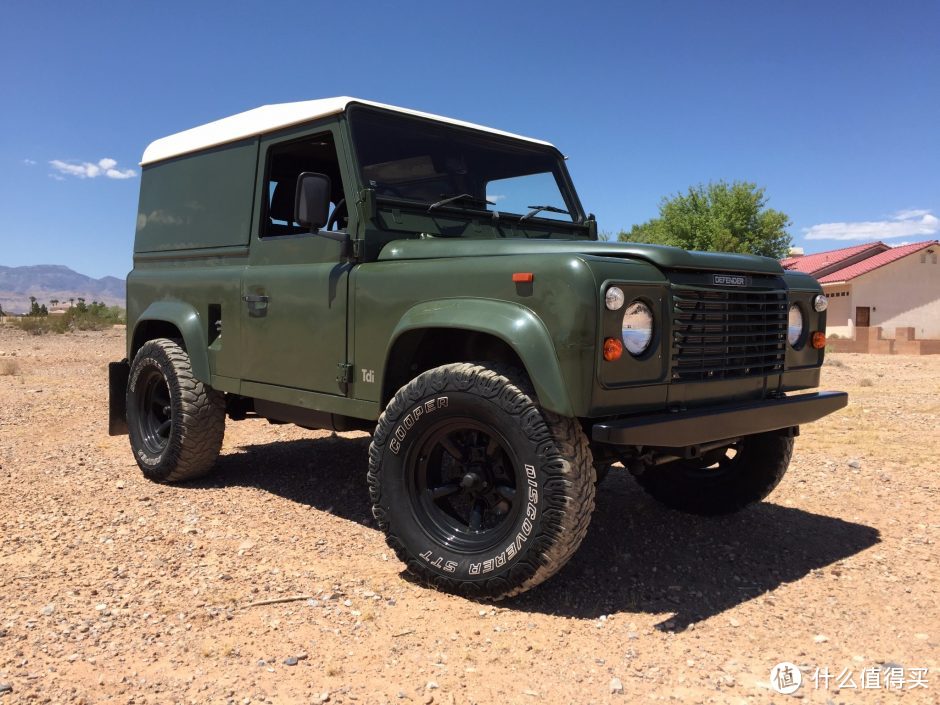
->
[671,285,787,381]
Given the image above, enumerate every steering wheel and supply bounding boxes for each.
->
[327,198,347,231]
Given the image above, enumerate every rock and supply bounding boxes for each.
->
[283,656,298,666]
[728,618,741,628]
[848,459,862,469]
[116,480,125,489]
[318,694,330,703]
[609,677,624,694]
[425,681,439,690]
[0,683,11,694]
[813,634,829,643]
[41,604,55,616]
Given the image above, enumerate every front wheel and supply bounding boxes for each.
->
[368,363,595,600]
[632,432,794,515]
[126,338,225,483]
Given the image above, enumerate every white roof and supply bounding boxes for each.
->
[140,97,554,165]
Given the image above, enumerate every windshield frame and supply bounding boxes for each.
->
[346,105,587,226]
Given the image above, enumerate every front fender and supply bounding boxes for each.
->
[132,301,210,382]
[388,298,574,417]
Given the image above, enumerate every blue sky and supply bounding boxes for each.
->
[1,0,937,279]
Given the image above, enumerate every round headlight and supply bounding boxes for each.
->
[813,294,828,312]
[622,300,654,356]
[787,304,804,347]
[605,286,625,311]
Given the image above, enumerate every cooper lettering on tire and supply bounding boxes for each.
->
[126,338,225,483]
[368,363,595,600]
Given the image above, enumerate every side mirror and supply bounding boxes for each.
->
[295,172,331,230]
[587,212,598,240]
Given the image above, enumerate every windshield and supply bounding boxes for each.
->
[350,109,579,223]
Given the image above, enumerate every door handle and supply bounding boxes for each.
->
[242,294,269,317]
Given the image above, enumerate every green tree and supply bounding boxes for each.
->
[619,181,792,258]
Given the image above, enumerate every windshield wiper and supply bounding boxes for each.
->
[519,204,570,222]
[427,193,495,213]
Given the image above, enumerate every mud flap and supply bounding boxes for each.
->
[108,360,130,436]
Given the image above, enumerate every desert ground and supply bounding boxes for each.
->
[0,326,937,704]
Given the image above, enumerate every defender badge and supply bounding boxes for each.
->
[713,273,747,287]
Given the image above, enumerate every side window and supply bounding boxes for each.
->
[261,132,347,237]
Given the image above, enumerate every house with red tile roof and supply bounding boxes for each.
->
[782,240,940,345]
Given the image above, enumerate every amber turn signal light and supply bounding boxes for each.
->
[512,272,534,283]
[811,331,827,349]
[603,337,623,361]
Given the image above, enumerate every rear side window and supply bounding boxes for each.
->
[261,132,346,237]
[135,139,257,253]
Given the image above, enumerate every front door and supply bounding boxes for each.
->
[240,128,351,395]
[856,306,871,328]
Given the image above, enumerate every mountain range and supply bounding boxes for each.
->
[0,265,125,314]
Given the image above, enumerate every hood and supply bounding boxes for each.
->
[378,239,784,275]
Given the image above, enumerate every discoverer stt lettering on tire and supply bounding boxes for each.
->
[368,363,596,600]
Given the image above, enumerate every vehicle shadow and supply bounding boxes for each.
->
[201,434,880,630]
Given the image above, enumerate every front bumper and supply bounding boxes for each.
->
[592,391,847,448]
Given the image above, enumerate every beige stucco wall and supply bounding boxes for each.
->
[821,285,853,337]
[829,249,940,339]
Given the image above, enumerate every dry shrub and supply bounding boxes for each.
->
[11,317,67,335]
[825,356,846,368]
[859,378,874,387]
[0,359,20,376]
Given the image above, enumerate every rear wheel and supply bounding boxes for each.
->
[632,432,794,515]
[126,338,225,483]
[368,363,595,600]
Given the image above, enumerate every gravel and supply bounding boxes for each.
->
[0,329,937,703]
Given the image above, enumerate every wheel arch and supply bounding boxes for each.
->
[383,299,574,417]
[130,301,210,382]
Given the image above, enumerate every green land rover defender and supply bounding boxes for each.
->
[109,98,847,599]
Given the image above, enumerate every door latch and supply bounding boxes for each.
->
[242,294,269,317]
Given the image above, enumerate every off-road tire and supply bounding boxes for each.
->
[632,432,794,515]
[126,338,225,483]
[368,363,595,600]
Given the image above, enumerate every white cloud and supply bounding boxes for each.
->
[893,208,931,220]
[486,194,506,203]
[105,167,136,179]
[49,157,136,180]
[23,158,36,166]
[804,209,939,241]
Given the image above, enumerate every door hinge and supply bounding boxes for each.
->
[336,362,353,393]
